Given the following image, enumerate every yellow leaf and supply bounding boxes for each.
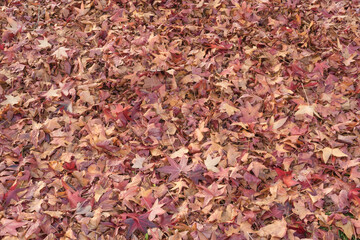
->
[165,122,177,135]
[44,211,64,218]
[89,208,102,230]
[94,186,106,202]
[42,87,60,100]
[215,81,233,91]
[170,147,189,158]
[1,95,21,106]
[49,161,64,172]
[257,218,287,238]
[322,147,332,164]
[247,161,266,177]
[150,148,162,157]
[295,105,314,117]
[65,228,76,239]
[226,145,239,167]
[74,2,90,18]
[322,147,348,163]
[273,63,282,72]
[292,201,312,220]
[219,102,239,116]
[331,148,348,158]
[336,221,354,239]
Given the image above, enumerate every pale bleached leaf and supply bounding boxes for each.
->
[257,218,287,238]
[331,148,348,158]
[52,47,69,59]
[1,95,21,106]
[205,155,221,173]
[132,154,146,169]
[273,117,288,130]
[322,147,332,164]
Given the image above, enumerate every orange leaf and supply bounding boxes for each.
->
[283,175,298,187]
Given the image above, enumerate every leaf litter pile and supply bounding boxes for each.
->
[1,0,360,239]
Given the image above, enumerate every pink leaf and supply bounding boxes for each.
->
[0,219,27,236]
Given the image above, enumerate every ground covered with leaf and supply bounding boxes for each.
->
[1,0,360,239]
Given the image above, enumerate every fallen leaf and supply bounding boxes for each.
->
[89,208,102,230]
[6,17,23,34]
[1,94,21,106]
[343,53,357,66]
[157,156,192,181]
[257,218,287,238]
[74,2,90,18]
[180,74,202,84]
[273,117,288,130]
[336,221,354,239]
[292,201,312,220]
[0,219,27,236]
[41,87,61,100]
[322,147,348,163]
[52,47,69,60]
[170,147,189,159]
[124,213,157,239]
[219,102,240,116]
[132,154,146,169]
[148,199,166,221]
[247,161,266,177]
[204,155,221,173]
[295,104,317,119]
[62,180,85,208]
[43,211,64,218]
[24,220,40,239]
[38,38,52,49]
[331,148,348,158]
[79,90,95,105]
[275,168,298,187]
[28,198,44,212]
[322,147,332,164]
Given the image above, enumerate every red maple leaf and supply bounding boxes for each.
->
[157,156,192,181]
[124,213,156,239]
[63,161,76,172]
[288,221,309,238]
[275,168,298,187]
[61,180,85,208]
